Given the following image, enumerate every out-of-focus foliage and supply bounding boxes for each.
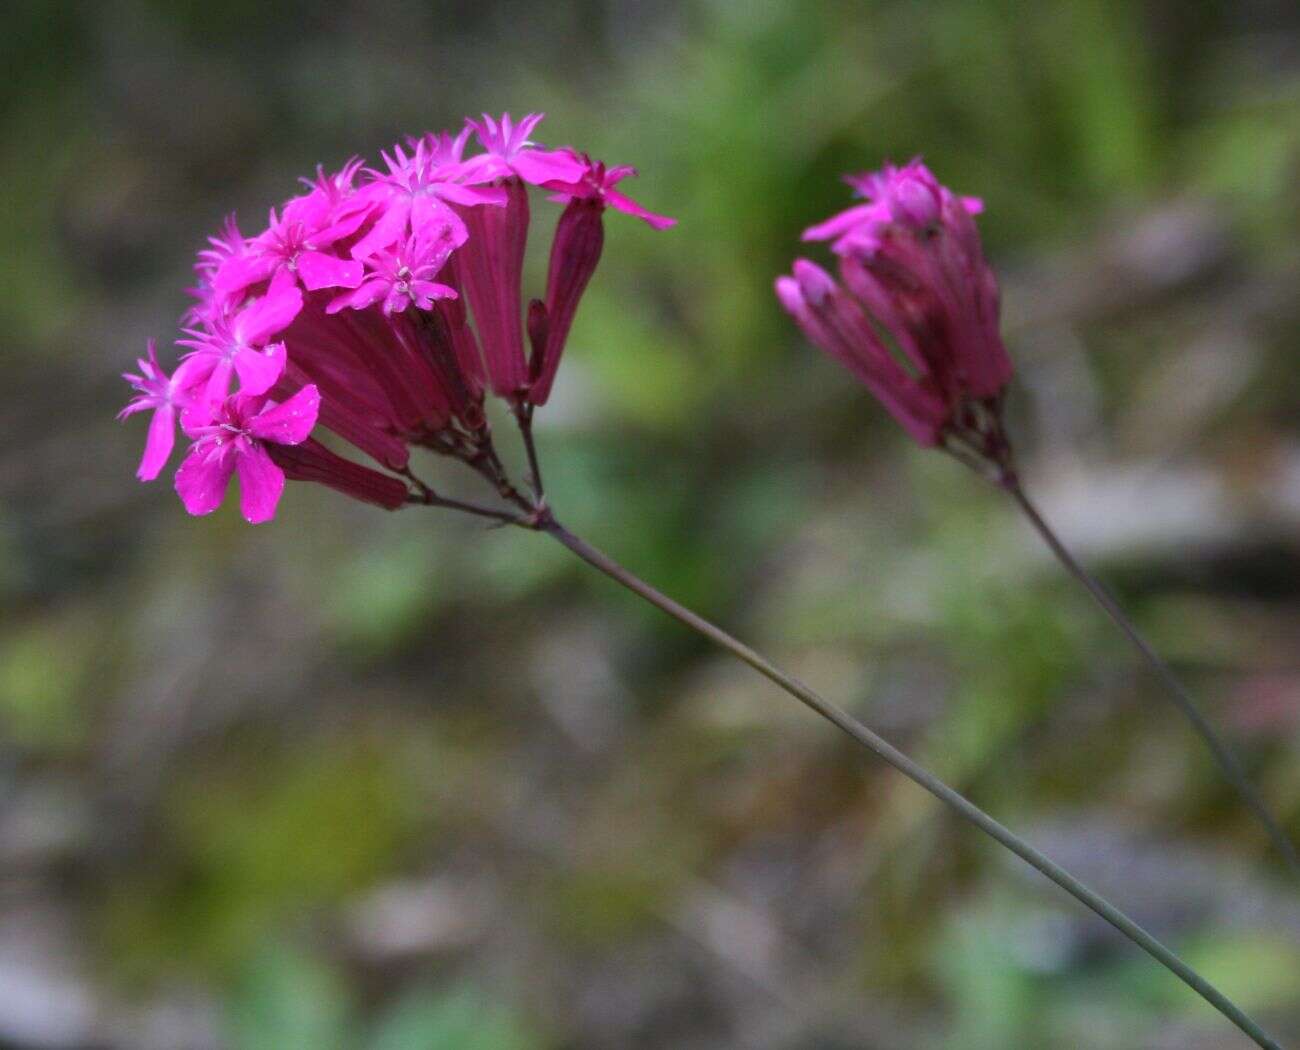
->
[1,1,1298,1047]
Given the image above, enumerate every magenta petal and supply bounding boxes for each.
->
[312,196,376,245]
[603,164,638,184]
[433,182,507,208]
[603,188,676,229]
[326,279,388,314]
[350,199,410,260]
[511,149,588,187]
[174,442,236,516]
[454,155,510,184]
[801,203,880,242]
[411,279,455,302]
[117,396,151,420]
[512,112,545,143]
[233,343,286,396]
[235,442,286,524]
[138,404,176,481]
[239,285,304,344]
[212,253,277,295]
[179,400,216,436]
[248,384,320,445]
[170,354,206,398]
[297,251,364,291]
[203,357,235,407]
[409,195,469,246]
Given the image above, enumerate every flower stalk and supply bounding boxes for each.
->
[397,421,1281,1049]
[1002,478,1300,878]
[535,512,1279,1050]
[382,410,1281,1049]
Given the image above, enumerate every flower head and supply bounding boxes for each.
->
[779,158,1012,465]
[122,115,674,523]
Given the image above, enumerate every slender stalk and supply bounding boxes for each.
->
[404,489,523,525]
[539,514,1282,1050]
[515,404,546,502]
[398,465,526,525]
[1007,481,1300,879]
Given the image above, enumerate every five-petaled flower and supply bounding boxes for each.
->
[175,386,320,524]
[329,229,459,316]
[177,275,303,410]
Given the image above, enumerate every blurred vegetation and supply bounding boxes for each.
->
[1,0,1299,1047]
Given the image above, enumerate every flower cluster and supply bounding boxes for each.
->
[121,113,674,523]
[776,159,1013,467]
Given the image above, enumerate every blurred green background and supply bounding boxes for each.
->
[3,1,1299,1047]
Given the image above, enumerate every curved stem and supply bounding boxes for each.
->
[539,515,1282,1050]
[1006,481,1300,879]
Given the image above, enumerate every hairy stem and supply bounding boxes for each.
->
[1007,481,1299,878]
[539,514,1281,1050]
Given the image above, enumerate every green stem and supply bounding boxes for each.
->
[540,515,1283,1050]
[1007,481,1299,879]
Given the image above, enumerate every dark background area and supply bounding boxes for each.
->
[2,1,1299,1046]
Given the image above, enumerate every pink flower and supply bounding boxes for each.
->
[174,385,320,523]
[546,154,676,230]
[118,339,193,480]
[460,112,588,187]
[779,158,1012,446]
[348,140,507,261]
[177,274,303,410]
[328,229,458,316]
[213,198,365,300]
